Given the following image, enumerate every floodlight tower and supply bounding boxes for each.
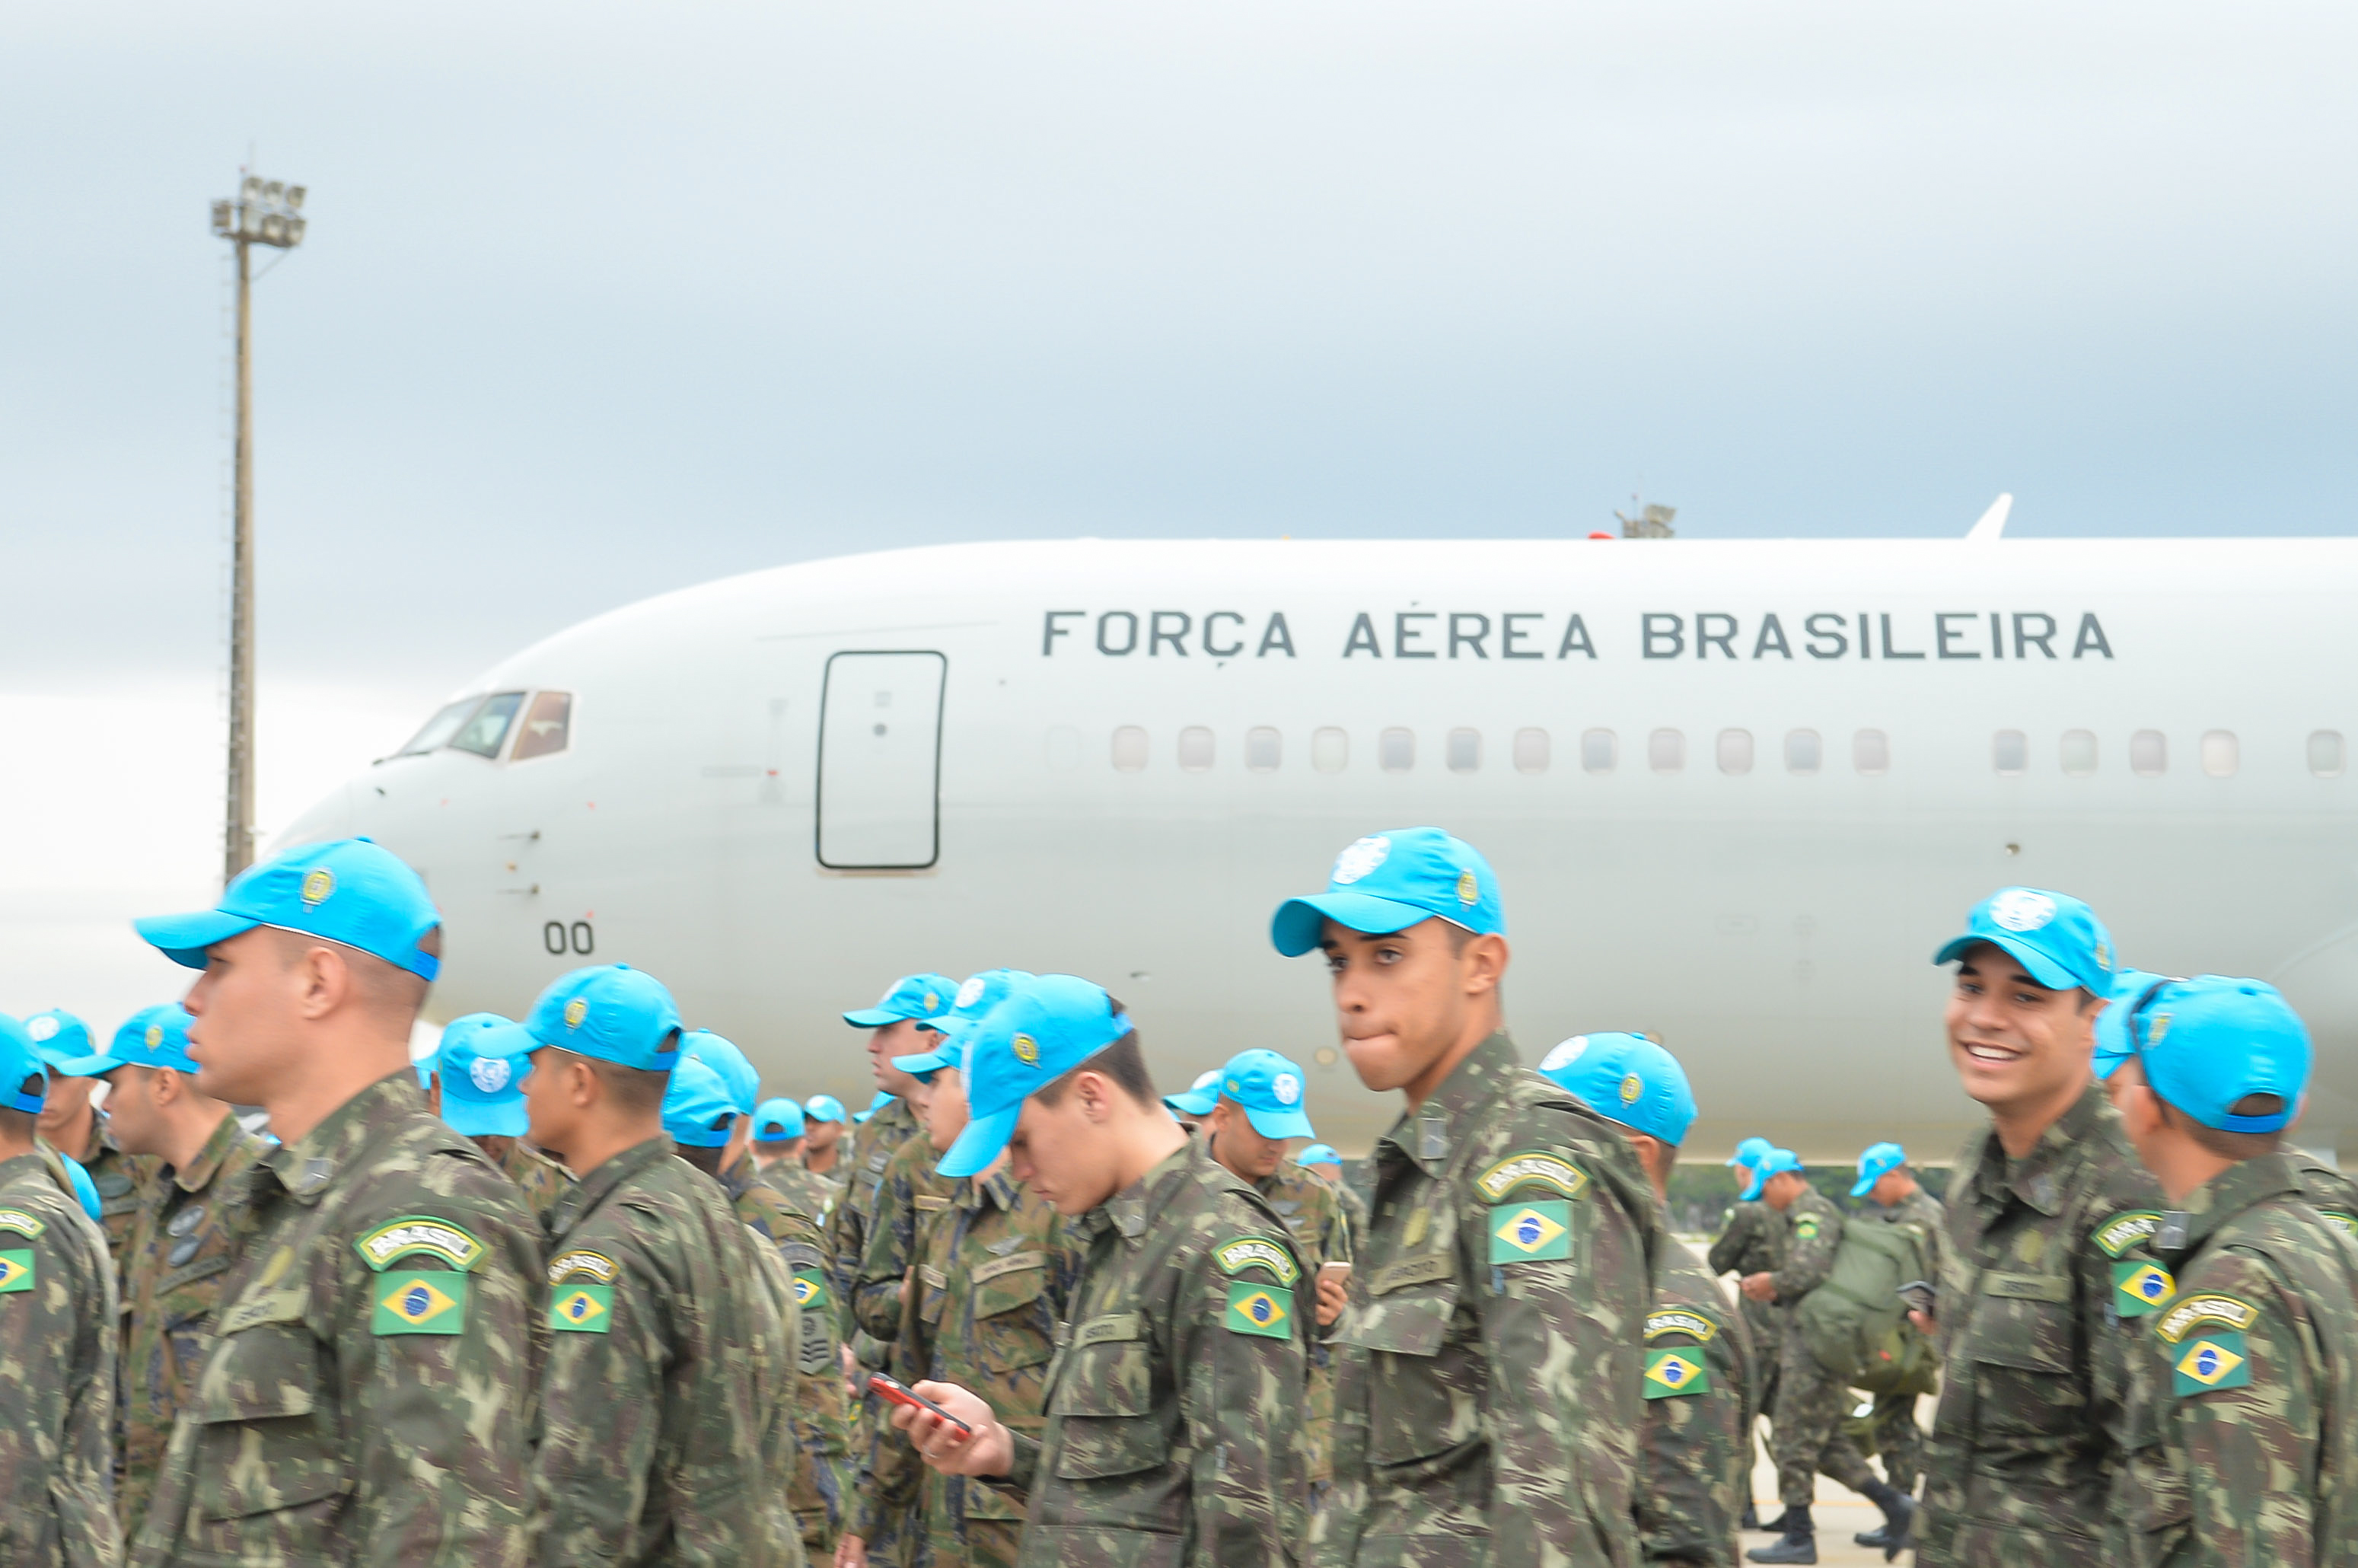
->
[209,174,307,884]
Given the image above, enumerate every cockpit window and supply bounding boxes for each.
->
[396,698,483,757]
[449,692,527,758]
[511,692,572,761]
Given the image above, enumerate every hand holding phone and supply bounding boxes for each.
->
[868,1372,973,1439]
[1897,1279,1937,1327]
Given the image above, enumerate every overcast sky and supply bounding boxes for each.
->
[6,1,2357,1025]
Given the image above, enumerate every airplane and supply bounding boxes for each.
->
[273,504,2358,1160]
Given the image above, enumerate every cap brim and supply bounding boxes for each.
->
[1244,1105,1316,1140]
[891,1050,955,1076]
[1933,932,2082,992]
[134,909,259,970]
[1270,892,1441,958]
[1740,1171,1766,1201]
[56,1053,130,1078]
[464,1021,540,1060]
[843,1007,906,1028]
[936,1104,1018,1179]
[1849,1174,1876,1197]
[2091,1045,2130,1081]
[443,1098,529,1137]
[1162,1088,1219,1117]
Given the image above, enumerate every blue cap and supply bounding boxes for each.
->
[56,1152,101,1223]
[2093,967,2168,1069]
[2095,974,2311,1133]
[844,973,960,1028]
[1272,827,1506,958]
[1162,1069,1222,1119]
[681,1031,759,1117]
[1743,1147,1801,1202]
[920,970,1038,1041]
[1536,1033,1697,1147]
[804,1094,848,1125]
[1297,1143,1341,1168]
[752,1097,807,1143]
[938,976,1136,1179]
[435,1013,537,1138]
[1207,1049,1316,1140]
[1851,1141,1907,1198]
[1725,1135,1773,1172]
[662,1056,740,1148]
[855,1090,894,1124]
[135,837,442,981]
[0,1017,49,1114]
[1933,887,2115,995]
[524,965,684,1072]
[105,1005,199,1074]
[22,1011,113,1077]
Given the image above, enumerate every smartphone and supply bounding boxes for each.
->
[1896,1280,1937,1316]
[1318,1260,1354,1287]
[868,1372,973,1439]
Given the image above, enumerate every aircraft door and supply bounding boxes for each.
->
[815,651,946,869]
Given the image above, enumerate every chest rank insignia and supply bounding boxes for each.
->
[1223,1281,1294,1338]
[1643,1349,1708,1398]
[0,1248,34,1292]
[371,1270,468,1336]
[2112,1260,2176,1318]
[793,1269,828,1310]
[2172,1333,2250,1396]
[1489,1200,1572,1264]
[551,1283,615,1333]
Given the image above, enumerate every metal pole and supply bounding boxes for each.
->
[225,229,255,884]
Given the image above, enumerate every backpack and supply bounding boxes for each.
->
[1796,1213,1940,1397]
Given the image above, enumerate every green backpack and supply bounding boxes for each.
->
[1796,1214,1940,1397]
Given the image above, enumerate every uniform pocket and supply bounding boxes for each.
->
[1051,1340,1167,1481]
[186,1321,352,1540]
[1964,1289,2081,1436]
[1336,1281,1480,1469]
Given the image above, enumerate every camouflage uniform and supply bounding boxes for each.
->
[537,1136,804,1567]
[491,1138,572,1228]
[1858,1187,1946,1493]
[1313,1032,1661,1568]
[854,1130,963,1565]
[2290,1155,2358,1239]
[114,1111,270,1530]
[999,1134,1307,1566]
[1323,1176,1370,1259]
[1918,1084,2167,1567]
[82,1133,161,1273]
[1706,1200,1786,1486]
[133,1070,543,1567]
[765,1159,842,1229]
[1765,1188,1881,1509]
[828,1098,923,1567]
[1639,1241,1757,1568]
[1248,1158,1350,1490]
[897,1171,1082,1568]
[0,1149,123,1567]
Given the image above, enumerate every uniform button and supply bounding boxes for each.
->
[167,1204,208,1237]
[167,1235,203,1267]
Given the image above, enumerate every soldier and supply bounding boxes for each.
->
[430,1013,572,1225]
[1738,1152,1914,1563]
[25,1008,154,1267]
[1915,888,2166,1568]
[1541,1032,1754,1568]
[1847,1141,1944,1549]
[754,1098,840,1217]
[1293,1145,1367,1256]
[1708,1137,1786,1532]
[91,1003,270,1531]
[833,976,958,1330]
[891,974,1309,1565]
[0,1012,123,1565]
[2095,974,2358,1566]
[1271,826,1660,1567]
[1161,1069,1223,1134]
[128,837,542,1565]
[804,1095,851,1186]
[515,967,802,1566]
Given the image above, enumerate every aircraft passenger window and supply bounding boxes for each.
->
[2311,731,2345,777]
[2061,730,2098,776]
[1993,730,2028,776]
[1582,729,1617,773]
[396,697,481,757]
[1313,728,1349,773]
[1716,729,1753,775]
[1447,728,1481,773]
[2130,730,2167,776]
[1111,726,1149,773]
[1853,729,1890,775]
[1784,730,1821,774]
[1514,728,1549,774]
[449,692,527,758]
[1649,729,1684,773]
[511,692,572,761]
[1045,727,1082,770]
[1380,728,1416,773]
[1246,727,1281,773]
[1178,726,1215,772]
[2201,731,2238,778]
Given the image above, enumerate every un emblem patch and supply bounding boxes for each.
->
[301,868,336,907]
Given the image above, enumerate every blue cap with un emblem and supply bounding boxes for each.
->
[0,1016,49,1114]
[805,1094,848,1125]
[22,1010,113,1077]
[681,1030,760,1117]
[105,1004,199,1075]
[525,965,683,1072]
[1270,827,1506,958]
[2095,974,2310,1133]
[856,1091,894,1124]
[1297,1143,1341,1168]
[919,970,1038,1043]
[938,976,1135,1179]
[1537,1034,1697,1147]
[1726,1135,1773,1171]
[1210,1049,1316,1141]
[844,974,959,1029]
[2092,967,2168,1071]
[1933,887,2114,995]
[753,1097,806,1143]
[1744,1147,1801,1203]
[435,1013,536,1137]
[662,1056,740,1148]
[1851,1141,1907,1198]
[137,839,441,981]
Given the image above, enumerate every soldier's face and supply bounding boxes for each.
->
[1944,943,2095,1115]
[922,1067,970,1154]
[1008,1075,1123,1215]
[1319,918,1506,1095]
[33,1072,93,1139]
[1206,1099,1286,1181]
[181,927,313,1105]
[869,1021,926,1092]
[520,1046,584,1157]
[98,1066,159,1157]
[806,1120,842,1155]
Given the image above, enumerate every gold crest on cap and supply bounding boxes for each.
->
[1456,870,1479,907]
[1619,1072,1643,1104]
[145,1024,163,1049]
[301,868,335,907]
[563,998,588,1030]
[1012,1033,1040,1066]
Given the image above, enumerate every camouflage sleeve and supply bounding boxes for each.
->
[1312,1179,1351,1269]
[850,1234,930,1545]
[1635,1300,1745,1566]
[0,1193,120,1568]
[1704,1206,1755,1278]
[1179,1207,1307,1566]
[853,1140,933,1344]
[777,1222,852,1547]
[1769,1206,1839,1302]
[534,1241,669,1564]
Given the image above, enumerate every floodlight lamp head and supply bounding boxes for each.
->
[260,214,288,245]
[241,175,264,202]
[211,199,233,235]
[284,185,306,212]
[285,216,307,246]
[263,180,284,203]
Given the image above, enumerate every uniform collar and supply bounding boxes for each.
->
[1379,1031,1522,1174]
[257,1069,427,1206]
[0,1151,47,1192]
[549,1135,674,1237]
[2158,1153,2304,1261]
[1085,1136,1200,1247]
[976,1169,1020,1213]
[719,1149,758,1202]
[1971,1082,2110,1217]
[174,1110,253,1194]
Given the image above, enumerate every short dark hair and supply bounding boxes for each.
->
[2168,1094,2286,1161]
[1033,1018,1158,1111]
[0,1105,33,1139]
[554,1051,668,1117]
[674,1143,725,1177]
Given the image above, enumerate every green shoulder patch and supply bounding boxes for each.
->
[548,1248,620,1286]
[0,1249,33,1293]
[1643,1347,1708,1398]
[354,1216,484,1274]
[2157,1292,2259,1346]
[792,1268,829,1311]
[2111,1260,2175,1318]
[1222,1280,1295,1338]
[0,1207,47,1241]
[370,1270,467,1335]
[1646,1307,1718,1342]
[2093,1210,2163,1259]
[1213,1236,1300,1286]
[2321,1211,2358,1240]
[1488,1199,1573,1264]
[1790,1215,1822,1241]
[1474,1152,1589,1203]
[2172,1331,2251,1396]
[550,1282,614,1333]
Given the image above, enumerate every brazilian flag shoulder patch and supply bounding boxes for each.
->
[2112,1260,2176,1318]
[550,1282,616,1334]
[0,1248,34,1294]
[1790,1213,1823,1242]
[792,1268,828,1311]
[1222,1280,1294,1338]
[371,1269,467,1335]
[1643,1347,1708,1398]
[1488,1199,1573,1264]
[2172,1331,2251,1396]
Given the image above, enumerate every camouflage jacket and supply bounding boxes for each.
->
[132,1070,543,1568]
[1003,1135,1308,1567]
[1766,1189,1841,1305]
[2121,1155,2358,1568]
[114,1111,270,1530]
[1327,1179,1370,1260]
[2290,1155,2358,1240]
[492,1139,573,1229]
[763,1159,842,1229]
[82,1131,160,1273]
[1254,1158,1351,1488]
[1313,1031,1662,1568]
[1705,1199,1785,1351]
[856,1129,962,1344]
[0,1150,123,1568]
[1864,1186,1950,1286]
[830,1095,921,1360]
[536,1138,802,1568]
[1918,1084,2167,1567]
[1636,1241,1756,1568]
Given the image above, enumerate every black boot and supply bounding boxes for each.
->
[1741,1501,1762,1531]
[1853,1482,1916,1562]
[1745,1509,1816,1566]
[1755,1506,1797,1535]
